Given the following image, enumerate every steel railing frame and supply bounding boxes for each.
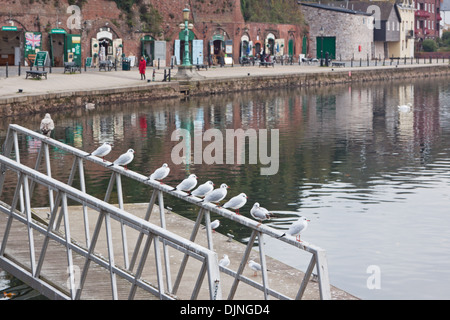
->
[0,154,222,300]
[0,124,331,300]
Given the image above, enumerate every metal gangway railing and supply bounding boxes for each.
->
[0,124,331,300]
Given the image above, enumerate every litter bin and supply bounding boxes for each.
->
[122,59,130,71]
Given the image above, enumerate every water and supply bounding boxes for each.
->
[1,76,450,300]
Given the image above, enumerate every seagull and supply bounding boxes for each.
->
[40,113,55,137]
[398,103,412,112]
[223,193,248,214]
[248,260,262,276]
[190,181,214,198]
[108,149,135,170]
[201,183,229,204]
[88,142,112,162]
[250,202,274,226]
[219,254,230,268]
[278,216,310,242]
[172,174,197,193]
[148,163,170,183]
[203,219,220,232]
[210,219,220,231]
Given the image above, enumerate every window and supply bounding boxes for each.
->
[432,4,434,13]
[388,21,390,30]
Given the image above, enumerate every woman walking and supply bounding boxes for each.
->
[139,56,147,80]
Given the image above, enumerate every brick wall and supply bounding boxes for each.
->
[0,0,307,65]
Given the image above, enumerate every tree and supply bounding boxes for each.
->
[422,39,437,52]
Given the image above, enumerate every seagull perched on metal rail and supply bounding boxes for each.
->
[148,163,170,184]
[250,202,274,226]
[108,149,135,170]
[223,193,248,214]
[200,183,229,205]
[172,174,197,193]
[190,180,214,198]
[88,142,112,162]
[278,216,310,242]
[40,113,55,137]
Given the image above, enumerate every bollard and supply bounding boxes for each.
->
[49,65,52,73]
[158,58,160,70]
[168,69,171,82]
[152,69,155,82]
[163,69,167,82]
[18,64,21,77]
[6,62,8,78]
[360,58,362,67]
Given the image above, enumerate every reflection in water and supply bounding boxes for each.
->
[1,77,450,299]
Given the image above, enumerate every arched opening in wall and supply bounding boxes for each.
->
[265,33,276,55]
[254,41,261,57]
[49,28,67,67]
[0,19,26,66]
[91,27,122,67]
[239,34,250,62]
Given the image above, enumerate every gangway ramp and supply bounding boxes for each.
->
[0,124,355,300]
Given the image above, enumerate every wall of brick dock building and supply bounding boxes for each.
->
[0,0,307,66]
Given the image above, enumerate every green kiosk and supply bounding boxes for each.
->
[49,28,82,67]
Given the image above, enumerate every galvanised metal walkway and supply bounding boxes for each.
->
[0,124,332,300]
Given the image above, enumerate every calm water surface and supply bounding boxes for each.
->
[1,76,450,300]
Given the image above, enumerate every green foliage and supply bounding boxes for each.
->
[442,31,450,47]
[422,39,437,52]
[109,0,162,34]
[240,0,305,25]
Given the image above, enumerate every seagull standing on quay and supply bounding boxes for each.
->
[250,202,274,226]
[219,254,230,268]
[279,216,310,242]
[88,142,112,162]
[108,149,135,170]
[201,183,229,205]
[248,260,262,276]
[172,174,197,193]
[223,193,248,214]
[190,181,214,198]
[203,219,220,232]
[148,163,170,183]
[40,113,55,137]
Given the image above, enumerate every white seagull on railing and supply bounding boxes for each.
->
[88,142,112,162]
[190,180,214,198]
[172,174,197,193]
[248,260,262,276]
[40,113,55,137]
[278,216,310,242]
[148,163,170,183]
[223,193,248,214]
[201,183,229,204]
[250,202,274,226]
[108,149,135,170]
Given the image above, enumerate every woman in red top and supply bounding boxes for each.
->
[139,56,146,80]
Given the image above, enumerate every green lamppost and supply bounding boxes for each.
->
[181,8,191,66]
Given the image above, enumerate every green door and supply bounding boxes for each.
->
[316,36,336,59]
[65,34,82,66]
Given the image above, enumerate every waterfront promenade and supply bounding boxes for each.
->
[0,60,449,103]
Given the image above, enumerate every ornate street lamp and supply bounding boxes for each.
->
[180,8,192,67]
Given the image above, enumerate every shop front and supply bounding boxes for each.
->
[0,25,23,66]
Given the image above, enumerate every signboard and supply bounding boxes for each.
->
[85,57,92,67]
[25,32,42,63]
[2,26,18,31]
[50,28,66,34]
[34,51,49,67]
